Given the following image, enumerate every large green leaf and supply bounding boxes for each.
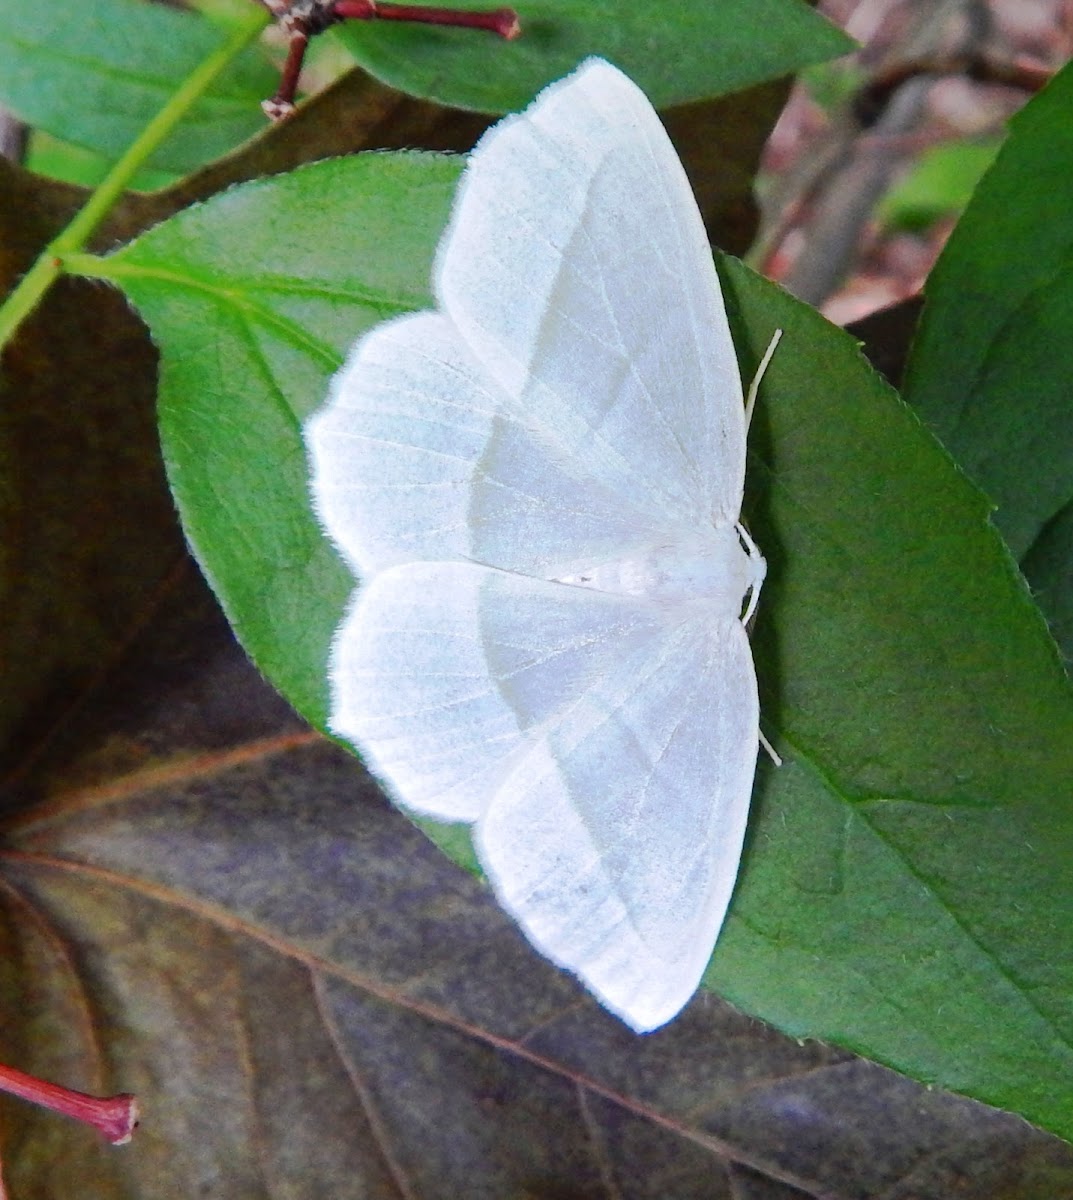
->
[902,61,1073,658]
[0,0,273,173]
[331,0,854,112]
[80,149,1073,1142]
[718,258,1073,1135]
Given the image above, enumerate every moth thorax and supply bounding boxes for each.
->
[553,525,765,616]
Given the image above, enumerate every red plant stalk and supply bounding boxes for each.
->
[0,1063,137,1145]
[260,0,520,118]
[332,0,519,37]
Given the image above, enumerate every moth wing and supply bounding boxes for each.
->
[306,311,679,580]
[477,602,759,1031]
[436,57,747,526]
[328,561,679,821]
[309,58,764,1029]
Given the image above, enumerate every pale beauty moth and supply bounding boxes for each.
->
[306,58,781,1032]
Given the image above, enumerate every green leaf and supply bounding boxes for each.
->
[879,139,1001,231]
[90,155,462,727]
[332,0,855,113]
[718,257,1073,1143]
[25,129,178,191]
[0,0,274,173]
[903,63,1073,571]
[86,148,1073,1143]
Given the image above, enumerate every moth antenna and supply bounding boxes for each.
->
[744,328,783,432]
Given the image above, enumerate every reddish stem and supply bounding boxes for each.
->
[0,1064,138,1145]
[261,0,520,119]
[332,0,520,38]
[262,27,311,119]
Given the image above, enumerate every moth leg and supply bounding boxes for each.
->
[758,727,783,767]
[735,520,765,626]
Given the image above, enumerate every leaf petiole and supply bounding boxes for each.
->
[259,0,520,118]
[0,1062,138,1145]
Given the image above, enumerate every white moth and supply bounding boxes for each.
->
[305,58,778,1032]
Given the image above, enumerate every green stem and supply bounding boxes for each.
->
[0,6,268,350]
